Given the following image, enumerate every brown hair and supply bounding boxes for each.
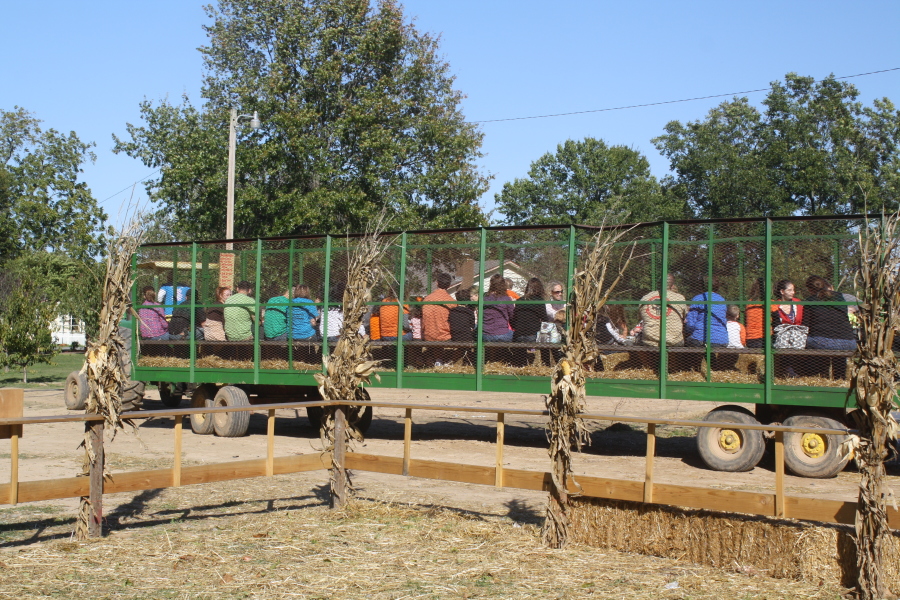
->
[726,305,741,321]
[215,286,231,303]
[747,277,764,301]
[293,284,311,299]
[522,277,545,300]
[774,279,794,300]
[487,273,507,296]
[805,275,832,300]
[603,304,627,332]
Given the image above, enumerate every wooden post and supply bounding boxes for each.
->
[88,418,105,537]
[775,430,785,518]
[173,415,183,487]
[0,388,24,506]
[402,408,412,476]
[644,423,656,504]
[266,409,275,476]
[495,412,505,488]
[331,405,347,509]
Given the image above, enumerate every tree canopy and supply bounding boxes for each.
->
[495,137,687,226]
[115,0,489,239]
[0,107,107,262]
[653,73,900,218]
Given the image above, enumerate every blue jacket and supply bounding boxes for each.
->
[290,297,319,339]
[685,292,728,345]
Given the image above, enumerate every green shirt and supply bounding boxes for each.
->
[263,296,289,338]
[224,293,255,341]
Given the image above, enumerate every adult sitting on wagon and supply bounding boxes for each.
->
[204,286,231,342]
[138,285,170,341]
[224,281,256,342]
[638,274,686,347]
[263,288,291,341]
[168,290,207,341]
[422,272,456,342]
[683,276,729,371]
[802,275,857,379]
[511,277,552,367]
[319,282,363,342]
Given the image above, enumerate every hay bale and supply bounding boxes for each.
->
[567,497,900,590]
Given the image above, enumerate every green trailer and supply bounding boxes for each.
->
[72,215,880,478]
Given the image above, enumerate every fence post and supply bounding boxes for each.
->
[173,415,183,487]
[775,430,785,518]
[0,388,23,506]
[331,405,347,509]
[402,408,412,476]
[644,423,656,503]
[266,409,275,476]
[495,412,505,488]
[88,417,105,537]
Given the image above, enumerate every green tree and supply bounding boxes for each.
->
[496,137,686,226]
[1,107,107,262]
[654,73,900,218]
[0,270,57,382]
[115,0,489,238]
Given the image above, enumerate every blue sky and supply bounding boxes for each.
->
[2,1,898,228]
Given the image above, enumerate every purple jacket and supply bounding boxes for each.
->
[139,301,168,338]
[481,293,514,336]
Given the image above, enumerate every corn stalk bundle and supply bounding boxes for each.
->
[543,223,636,549]
[314,221,395,507]
[845,211,900,599]
[75,218,144,539]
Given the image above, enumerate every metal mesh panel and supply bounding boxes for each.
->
[129,217,867,397]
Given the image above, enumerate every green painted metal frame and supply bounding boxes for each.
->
[131,217,874,410]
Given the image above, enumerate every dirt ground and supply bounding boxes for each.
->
[4,385,895,519]
[1,385,876,598]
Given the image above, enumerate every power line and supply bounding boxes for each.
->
[98,168,161,206]
[471,67,900,124]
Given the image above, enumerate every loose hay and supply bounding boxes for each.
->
[567,496,900,591]
[137,356,321,371]
[0,476,854,599]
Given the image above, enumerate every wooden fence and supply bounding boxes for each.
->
[1,387,897,530]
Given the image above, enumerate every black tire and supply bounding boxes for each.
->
[306,405,325,429]
[213,386,251,437]
[783,413,850,478]
[697,406,765,472]
[120,380,145,412]
[158,382,183,408]
[190,384,217,435]
[64,371,88,410]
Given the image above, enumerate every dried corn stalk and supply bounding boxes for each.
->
[543,222,636,548]
[74,217,144,539]
[314,217,395,508]
[845,211,900,599]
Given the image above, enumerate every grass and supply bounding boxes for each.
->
[0,352,84,388]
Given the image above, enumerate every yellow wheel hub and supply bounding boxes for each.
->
[801,432,826,459]
[718,429,742,453]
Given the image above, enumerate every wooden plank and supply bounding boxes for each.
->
[407,458,495,486]
[266,409,275,477]
[495,412,505,488]
[786,496,858,526]
[644,423,655,504]
[652,482,775,517]
[775,431,785,518]
[173,416,182,487]
[346,453,404,475]
[0,388,24,440]
[502,468,550,492]
[403,408,412,476]
[9,430,18,505]
[574,474,645,503]
[5,477,89,503]
[105,468,178,494]
[272,453,331,475]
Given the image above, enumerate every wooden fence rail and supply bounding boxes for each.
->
[1,390,894,532]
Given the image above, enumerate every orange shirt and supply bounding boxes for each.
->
[379,299,408,338]
[745,304,764,340]
[506,290,520,300]
[422,289,456,341]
